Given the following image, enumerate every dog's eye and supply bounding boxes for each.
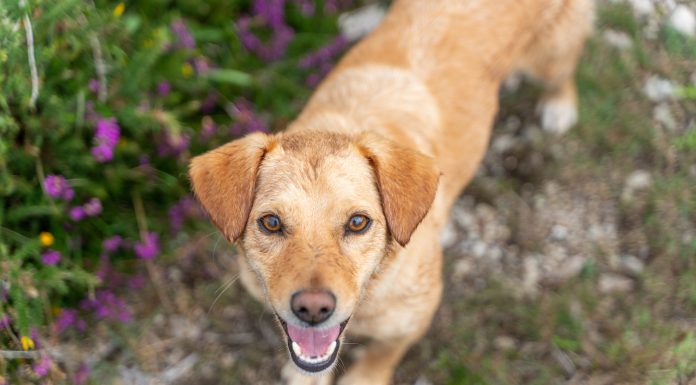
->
[258,214,283,234]
[346,214,371,234]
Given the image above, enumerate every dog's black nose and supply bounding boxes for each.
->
[291,290,336,325]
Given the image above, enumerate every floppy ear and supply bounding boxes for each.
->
[358,132,440,246]
[189,132,272,242]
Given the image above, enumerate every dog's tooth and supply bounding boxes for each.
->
[292,342,302,356]
[327,340,337,356]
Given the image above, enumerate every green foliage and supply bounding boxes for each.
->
[0,0,349,381]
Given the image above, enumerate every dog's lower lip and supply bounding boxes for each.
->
[277,316,350,373]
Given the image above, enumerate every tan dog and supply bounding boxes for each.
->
[189,0,593,383]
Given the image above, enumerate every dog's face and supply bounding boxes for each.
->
[189,130,438,373]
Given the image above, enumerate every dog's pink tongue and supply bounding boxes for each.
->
[287,324,340,357]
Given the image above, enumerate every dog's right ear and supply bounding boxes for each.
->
[189,132,272,242]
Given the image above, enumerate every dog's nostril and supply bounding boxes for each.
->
[291,289,336,325]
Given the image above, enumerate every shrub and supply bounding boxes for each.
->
[0,0,352,382]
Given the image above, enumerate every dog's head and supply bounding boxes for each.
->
[189,129,439,373]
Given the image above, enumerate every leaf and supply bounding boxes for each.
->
[6,205,58,222]
[204,69,254,87]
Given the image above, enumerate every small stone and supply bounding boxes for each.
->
[550,224,569,241]
[603,29,633,49]
[551,255,587,281]
[625,170,652,191]
[669,5,696,37]
[654,103,678,131]
[644,75,676,102]
[627,0,655,17]
[523,256,541,293]
[338,4,387,41]
[472,241,488,258]
[452,258,473,280]
[620,254,645,275]
[492,134,517,154]
[494,335,517,351]
[440,221,458,249]
[414,376,433,385]
[599,274,634,293]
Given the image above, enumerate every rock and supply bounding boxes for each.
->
[619,254,645,275]
[523,256,541,293]
[338,3,387,41]
[414,376,433,385]
[440,221,458,249]
[643,75,677,102]
[598,274,634,293]
[494,335,517,351]
[452,258,473,280]
[627,0,655,17]
[550,224,569,241]
[669,5,696,37]
[623,170,653,201]
[603,29,633,49]
[653,103,678,131]
[551,255,587,281]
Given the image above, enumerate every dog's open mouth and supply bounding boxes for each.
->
[278,317,349,373]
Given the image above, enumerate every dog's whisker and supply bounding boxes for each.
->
[208,274,241,314]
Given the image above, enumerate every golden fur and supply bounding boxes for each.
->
[189,0,593,383]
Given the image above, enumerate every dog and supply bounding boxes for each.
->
[189,0,593,383]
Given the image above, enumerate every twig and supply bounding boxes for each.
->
[89,34,108,102]
[19,0,39,109]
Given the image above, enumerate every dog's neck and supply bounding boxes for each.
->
[287,64,442,158]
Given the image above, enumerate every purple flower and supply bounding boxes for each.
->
[200,92,218,113]
[91,117,120,163]
[292,0,315,15]
[55,309,86,333]
[193,57,211,74]
[0,314,10,329]
[299,35,348,69]
[134,232,160,260]
[171,19,195,49]
[236,0,295,62]
[88,78,100,93]
[156,131,191,158]
[169,196,203,233]
[83,198,102,217]
[44,175,75,201]
[103,235,123,253]
[69,206,86,221]
[73,363,90,385]
[228,98,268,135]
[200,116,216,140]
[41,250,61,265]
[157,81,171,96]
[81,290,132,322]
[33,356,52,377]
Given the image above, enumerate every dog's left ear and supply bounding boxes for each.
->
[358,132,440,246]
[189,132,272,242]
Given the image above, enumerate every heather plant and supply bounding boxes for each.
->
[0,0,353,382]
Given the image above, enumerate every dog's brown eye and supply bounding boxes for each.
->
[258,214,282,234]
[346,214,371,234]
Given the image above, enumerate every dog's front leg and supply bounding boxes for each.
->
[337,336,416,385]
[280,361,334,385]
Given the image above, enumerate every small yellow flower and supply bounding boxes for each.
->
[39,232,54,247]
[21,336,35,351]
[113,2,125,17]
[181,63,194,78]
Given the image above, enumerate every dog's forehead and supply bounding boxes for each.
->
[254,131,377,209]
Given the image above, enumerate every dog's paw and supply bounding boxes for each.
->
[537,96,578,135]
